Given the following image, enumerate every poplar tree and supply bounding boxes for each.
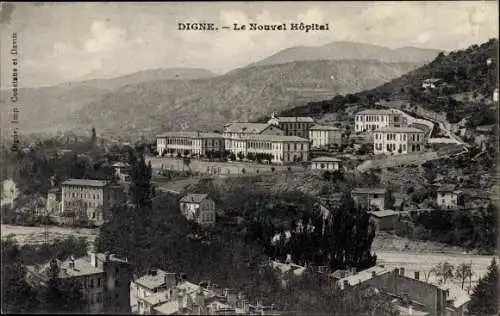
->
[469,258,499,316]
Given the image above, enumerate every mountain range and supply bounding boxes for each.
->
[246,41,443,68]
[0,41,443,141]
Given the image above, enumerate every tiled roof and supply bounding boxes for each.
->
[27,256,104,279]
[369,209,399,218]
[157,131,224,139]
[153,300,182,315]
[223,123,273,134]
[275,116,315,123]
[337,266,390,288]
[311,156,341,162]
[376,126,425,133]
[356,109,397,116]
[61,179,109,187]
[134,269,170,290]
[242,134,309,142]
[437,184,456,192]
[309,124,340,131]
[180,194,209,204]
[352,188,386,195]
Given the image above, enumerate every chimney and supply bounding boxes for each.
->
[69,258,75,269]
[343,280,349,289]
[150,269,158,276]
[196,290,205,308]
[399,267,405,277]
[371,271,376,278]
[414,271,420,280]
[164,273,176,289]
[105,251,111,262]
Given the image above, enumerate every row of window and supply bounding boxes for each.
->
[280,122,311,130]
[66,191,102,200]
[374,133,422,141]
[356,115,390,122]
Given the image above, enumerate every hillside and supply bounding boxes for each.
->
[276,39,498,125]
[67,67,217,90]
[247,41,442,68]
[58,60,420,139]
[0,67,217,136]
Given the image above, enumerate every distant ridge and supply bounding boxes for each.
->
[247,41,443,68]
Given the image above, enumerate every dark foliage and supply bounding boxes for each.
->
[469,258,499,316]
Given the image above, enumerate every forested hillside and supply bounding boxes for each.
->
[274,39,498,126]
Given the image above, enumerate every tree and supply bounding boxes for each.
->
[469,258,499,316]
[384,189,395,209]
[91,127,97,147]
[455,263,473,290]
[431,262,454,284]
[1,238,39,313]
[130,156,153,209]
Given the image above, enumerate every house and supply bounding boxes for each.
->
[436,184,462,209]
[422,78,443,89]
[112,162,132,183]
[60,179,127,225]
[373,126,426,155]
[351,188,386,210]
[156,131,225,158]
[46,188,62,214]
[337,266,470,316]
[179,194,216,226]
[267,112,315,138]
[368,210,399,231]
[25,247,133,314]
[308,124,342,148]
[310,156,341,171]
[354,109,407,133]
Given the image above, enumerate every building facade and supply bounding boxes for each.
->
[354,109,407,133]
[179,194,216,226]
[267,113,315,138]
[310,157,341,171]
[46,188,62,214]
[156,131,225,157]
[223,123,284,154]
[436,185,462,209]
[368,210,399,231]
[61,179,126,225]
[373,127,426,155]
[308,124,342,148]
[25,250,133,314]
[351,188,387,210]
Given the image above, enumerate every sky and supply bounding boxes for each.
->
[0,1,498,88]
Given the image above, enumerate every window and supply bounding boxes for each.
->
[90,279,95,288]
[97,278,101,287]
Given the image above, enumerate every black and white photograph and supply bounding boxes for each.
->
[1,1,499,315]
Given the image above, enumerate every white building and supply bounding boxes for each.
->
[179,193,216,226]
[156,131,224,157]
[267,113,315,138]
[354,109,406,133]
[422,78,443,89]
[310,157,341,171]
[308,124,342,148]
[373,127,426,155]
[231,134,310,163]
[223,122,284,154]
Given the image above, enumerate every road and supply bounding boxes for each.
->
[1,224,98,246]
[376,250,497,285]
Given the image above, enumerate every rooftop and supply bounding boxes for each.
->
[157,131,224,139]
[309,124,340,131]
[274,116,315,123]
[437,184,457,192]
[134,269,170,290]
[223,123,274,134]
[61,179,109,187]
[311,156,341,162]
[337,266,390,288]
[243,134,309,142]
[376,126,425,133]
[352,188,386,195]
[112,162,130,168]
[153,300,183,315]
[27,256,104,280]
[356,109,397,116]
[368,209,399,218]
[180,193,209,204]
